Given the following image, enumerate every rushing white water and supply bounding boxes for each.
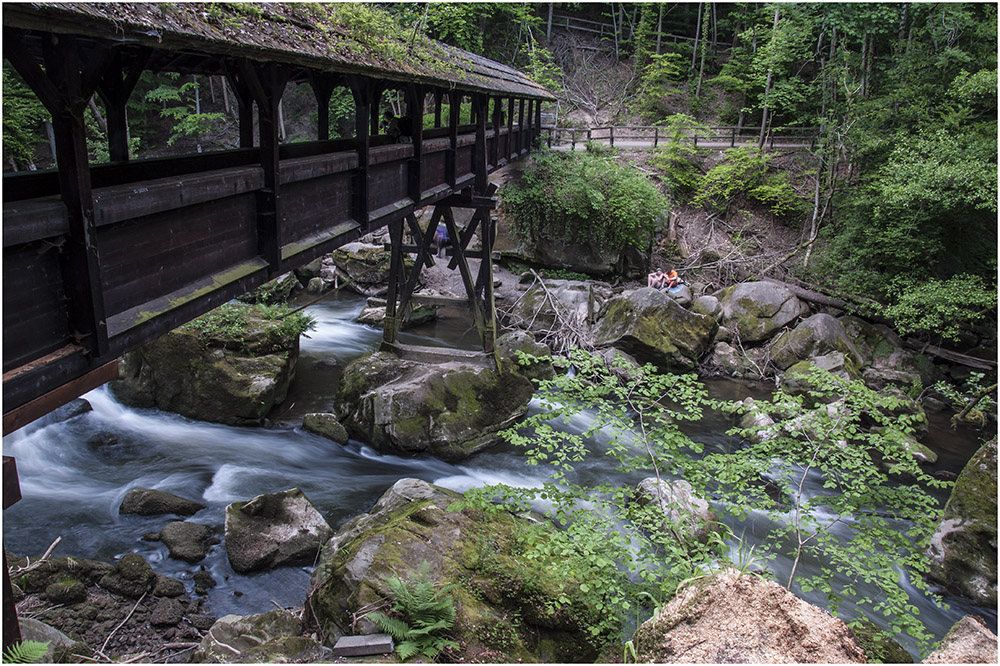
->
[2,292,993,654]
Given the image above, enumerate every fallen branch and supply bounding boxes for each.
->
[954,383,998,426]
[9,536,62,580]
[100,591,146,656]
[903,340,997,371]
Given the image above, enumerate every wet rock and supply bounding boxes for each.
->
[780,353,858,404]
[495,330,555,382]
[769,313,863,370]
[632,478,719,542]
[302,413,349,444]
[357,296,437,329]
[225,488,333,574]
[160,521,217,563]
[664,283,693,307]
[708,341,769,380]
[110,307,299,426]
[193,570,217,595]
[927,439,997,606]
[26,398,92,431]
[191,610,302,663]
[593,287,718,371]
[506,279,614,338]
[737,397,777,444]
[150,597,184,627]
[308,478,602,662]
[99,553,155,598]
[848,621,912,663]
[632,569,867,663]
[924,615,998,663]
[119,487,206,517]
[331,242,409,297]
[238,272,301,305]
[153,574,186,598]
[336,352,534,461]
[18,617,92,663]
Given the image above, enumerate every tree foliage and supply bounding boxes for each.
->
[501,150,668,255]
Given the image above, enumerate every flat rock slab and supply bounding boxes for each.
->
[333,634,395,657]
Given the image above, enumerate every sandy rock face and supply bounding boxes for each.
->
[924,615,998,664]
[633,569,867,663]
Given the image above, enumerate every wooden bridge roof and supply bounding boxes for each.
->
[3,2,555,100]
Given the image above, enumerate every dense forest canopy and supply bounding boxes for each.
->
[3,1,996,342]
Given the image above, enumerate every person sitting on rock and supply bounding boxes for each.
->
[648,267,665,289]
[663,269,680,290]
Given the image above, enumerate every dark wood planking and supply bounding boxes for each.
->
[2,247,70,372]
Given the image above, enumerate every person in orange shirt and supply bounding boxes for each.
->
[664,269,680,289]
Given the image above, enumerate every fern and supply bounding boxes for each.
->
[2,641,50,664]
[367,561,459,661]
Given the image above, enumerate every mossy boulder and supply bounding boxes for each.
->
[356,296,437,329]
[691,295,722,319]
[307,478,603,662]
[495,330,555,383]
[718,281,808,343]
[769,314,864,370]
[593,287,718,371]
[335,352,534,461]
[708,341,769,380]
[927,439,998,606]
[332,242,413,296]
[119,488,205,517]
[99,553,155,598]
[848,621,912,663]
[781,353,861,402]
[110,313,298,426]
[302,413,349,444]
[225,488,333,574]
[506,279,613,338]
[6,554,112,594]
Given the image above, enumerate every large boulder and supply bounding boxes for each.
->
[924,616,998,664]
[927,439,998,606]
[302,413,349,444]
[769,314,863,370]
[505,279,614,338]
[506,236,647,278]
[840,316,940,390]
[494,330,555,383]
[707,341,769,380]
[307,478,604,662]
[632,478,719,542]
[335,352,534,461]
[119,488,205,517]
[717,281,809,343]
[111,308,298,425]
[632,569,867,663]
[225,488,333,574]
[331,242,413,297]
[192,610,328,663]
[592,288,718,371]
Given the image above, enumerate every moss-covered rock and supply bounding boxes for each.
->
[495,330,555,383]
[848,621,913,663]
[307,479,602,662]
[225,488,333,574]
[98,553,155,598]
[331,242,414,297]
[506,279,614,338]
[927,439,998,606]
[769,313,864,370]
[335,352,534,461]
[593,287,718,371]
[119,488,205,517]
[717,281,809,343]
[302,412,350,444]
[159,520,218,563]
[781,353,861,403]
[110,312,299,426]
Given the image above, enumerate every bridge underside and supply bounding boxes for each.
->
[2,14,548,434]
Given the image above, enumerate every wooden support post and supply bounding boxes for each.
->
[442,206,486,339]
[309,72,340,141]
[654,126,659,148]
[490,96,501,168]
[535,100,543,148]
[473,94,488,194]
[406,84,424,202]
[446,92,460,187]
[433,89,443,128]
[240,61,289,275]
[517,98,526,154]
[5,30,111,358]
[507,97,515,160]
[96,47,150,162]
[524,99,533,151]
[383,217,405,344]
[223,62,255,148]
[3,457,22,651]
[349,75,373,229]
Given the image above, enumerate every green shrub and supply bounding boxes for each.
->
[648,114,708,203]
[884,274,996,342]
[693,147,806,219]
[501,150,668,255]
[181,301,315,353]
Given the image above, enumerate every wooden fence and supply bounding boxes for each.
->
[544,125,820,151]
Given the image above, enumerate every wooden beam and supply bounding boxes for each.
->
[3,359,119,435]
[473,94,488,194]
[442,206,486,339]
[446,91,460,187]
[96,47,152,162]
[3,457,21,510]
[406,84,424,203]
[349,75,373,233]
[383,216,404,344]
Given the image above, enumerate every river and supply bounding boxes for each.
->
[2,292,994,659]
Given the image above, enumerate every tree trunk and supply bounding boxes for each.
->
[546,2,553,41]
[656,3,663,54]
[278,98,286,142]
[758,7,780,149]
[88,97,107,135]
[45,120,57,162]
[696,4,708,97]
[691,2,703,72]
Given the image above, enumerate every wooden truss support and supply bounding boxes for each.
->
[4,29,111,358]
[96,47,151,162]
[3,457,22,650]
[382,185,499,353]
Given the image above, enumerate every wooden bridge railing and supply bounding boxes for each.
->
[544,125,820,151]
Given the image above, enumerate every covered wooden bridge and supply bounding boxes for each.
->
[2,3,553,434]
